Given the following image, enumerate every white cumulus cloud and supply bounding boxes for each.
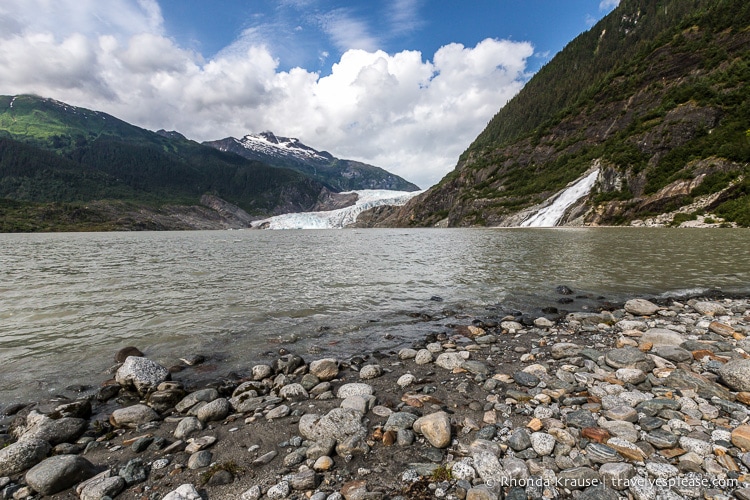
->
[0,0,534,188]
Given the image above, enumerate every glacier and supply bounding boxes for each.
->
[253,189,421,229]
[521,169,600,227]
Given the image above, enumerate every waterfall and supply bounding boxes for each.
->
[521,170,599,227]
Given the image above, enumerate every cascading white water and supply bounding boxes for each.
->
[521,169,599,227]
[253,189,421,229]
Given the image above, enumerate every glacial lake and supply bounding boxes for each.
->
[1,227,749,403]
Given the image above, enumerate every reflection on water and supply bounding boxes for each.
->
[1,228,748,401]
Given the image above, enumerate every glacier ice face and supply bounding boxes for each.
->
[253,189,421,229]
[521,170,599,227]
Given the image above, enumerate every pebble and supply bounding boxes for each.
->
[529,432,556,456]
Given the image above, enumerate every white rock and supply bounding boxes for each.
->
[115,356,169,395]
[450,460,476,481]
[267,481,290,499]
[397,374,416,388]
[530,432,556,456]
[162,484,203,500]
[359,365,383,380]
[240,485,262,500]
[414,349,433,365]
[279,383,309,401]
[435,352,466,370]
[336,383,373,399]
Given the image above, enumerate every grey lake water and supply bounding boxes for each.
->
[1,227,749,403]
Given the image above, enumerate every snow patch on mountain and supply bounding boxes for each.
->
[253,190,421,229]
[235,131,331,163]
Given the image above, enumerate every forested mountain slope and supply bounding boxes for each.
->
[376,0,750,227]
[0,95,326,230]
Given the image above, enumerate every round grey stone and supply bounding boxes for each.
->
[359,365,383,380]
[512,371,540,388]
[188,450,212,469]
[110,404,160,428]
[196,398,231,422]
[529,432,555,456]
[25,455,97,496]
[174,417,203,440]
[604,347,655,372]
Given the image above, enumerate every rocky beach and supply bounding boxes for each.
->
[2,295,750,500]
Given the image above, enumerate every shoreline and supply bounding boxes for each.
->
[1,293,750,499]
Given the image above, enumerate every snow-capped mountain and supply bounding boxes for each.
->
[204,132,420,193]
[229,131,334,164]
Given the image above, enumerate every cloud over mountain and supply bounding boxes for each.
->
[0,0,534,187]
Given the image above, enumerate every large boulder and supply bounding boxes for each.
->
[624,299,660,316]
[641,328,684,347]
[25,455,97,496]
[298,408,367,447]
[115,356,170,395]
[604,347,655,372]
[309,359,339,381]
[17,413,87,445]
[110,404,160,428]
[720,359,750,392]
[0,438,51,476]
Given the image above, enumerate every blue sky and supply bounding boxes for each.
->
[0,0,620,188]
[160,0,616,74]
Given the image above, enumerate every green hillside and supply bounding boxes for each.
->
[0,95,326,230]
[382,0,750,227]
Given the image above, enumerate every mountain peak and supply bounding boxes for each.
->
[240,131,328,162]
[204,131,420,192]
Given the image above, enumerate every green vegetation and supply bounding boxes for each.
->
[199,461,242,486]
[670,212,698,227]
[410,0,750,227]
[714,176,750,226]
[0,198,117,232]
[0,95,327,228]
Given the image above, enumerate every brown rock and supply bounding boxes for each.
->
[660,448,686,459]
[309,359,339,382]
[737,393,750,405]
[709,321,735,337]
[692,350,726,362]
[732,425,750,451]
[716,451,740,472]
[607,441,646,461]
[413,411,452,448]
[638,342,654,352]
[382,431,396,446]
[527,418,543,431]
[581,427,610,444]
[341,479,369,500]
[115,346,143,363]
